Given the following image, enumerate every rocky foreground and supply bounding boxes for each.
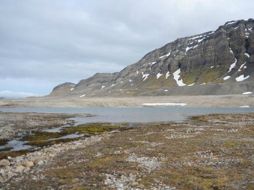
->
[0,113,254,189]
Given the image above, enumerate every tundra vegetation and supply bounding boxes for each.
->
[0,113,253,189]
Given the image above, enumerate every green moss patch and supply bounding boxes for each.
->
[62,123,121,135]
[182,69,200,84]
[138,76,175,89]
[182,66,227,84]
[198,67,226,83]
[20,123,121,148]
[22,131,63,142]
[27,137,78,147]
[190,115,209,122]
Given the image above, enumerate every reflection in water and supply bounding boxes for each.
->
[0,140,32,151]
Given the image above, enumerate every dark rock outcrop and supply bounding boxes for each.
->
[50,19,254,97]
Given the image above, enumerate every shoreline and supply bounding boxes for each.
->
[0,95,254,108]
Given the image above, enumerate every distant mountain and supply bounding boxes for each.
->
[50,19,254,97]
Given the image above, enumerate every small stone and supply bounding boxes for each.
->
[37,160,44,166]
[23,161,34,168]
[15,165,25,173]
[0,159,10,167]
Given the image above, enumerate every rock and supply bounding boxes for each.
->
[15,165,25,173]
[0,159,10,167]
[37,160,44,166]
[23,161,34,168]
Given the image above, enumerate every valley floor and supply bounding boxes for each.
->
[0,95,254,108]
[1,113,254,189]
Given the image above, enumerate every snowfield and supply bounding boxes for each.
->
[242,92,253,95]
[240,105,250,108]
[142,103,187,107]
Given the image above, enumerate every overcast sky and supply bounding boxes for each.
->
[0,0,253,97]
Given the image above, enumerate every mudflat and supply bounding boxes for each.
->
[0,113,254,189]
[0,95,254,108]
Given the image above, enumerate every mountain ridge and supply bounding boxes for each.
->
[50,19,254,97]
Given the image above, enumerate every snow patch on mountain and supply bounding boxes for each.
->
[245,53,250,58]
[173,69,186,87]
[228,58,237,72]
[156,73,163,79]
[225,20,237,25]
[223,76,231,80]
[148,62,157,66]
[159,52,171,59]
[236,75,250,82]
[188,83,195,86]
[186,44,198,53]
[142,73,149,81]
[245,27,253,38]
[238,63,247,72]
[165,71,170,79]
[188,32,213,45]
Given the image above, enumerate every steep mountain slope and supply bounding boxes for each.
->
[50,19,254,97]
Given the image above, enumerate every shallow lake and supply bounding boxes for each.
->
[1,106,254,123]
[1,106,254,152]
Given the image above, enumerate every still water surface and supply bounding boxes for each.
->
[1,106,254,151]
[1,106,254,123]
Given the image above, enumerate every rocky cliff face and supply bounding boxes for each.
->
[50,82,75,97]
[50,19,254,97]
